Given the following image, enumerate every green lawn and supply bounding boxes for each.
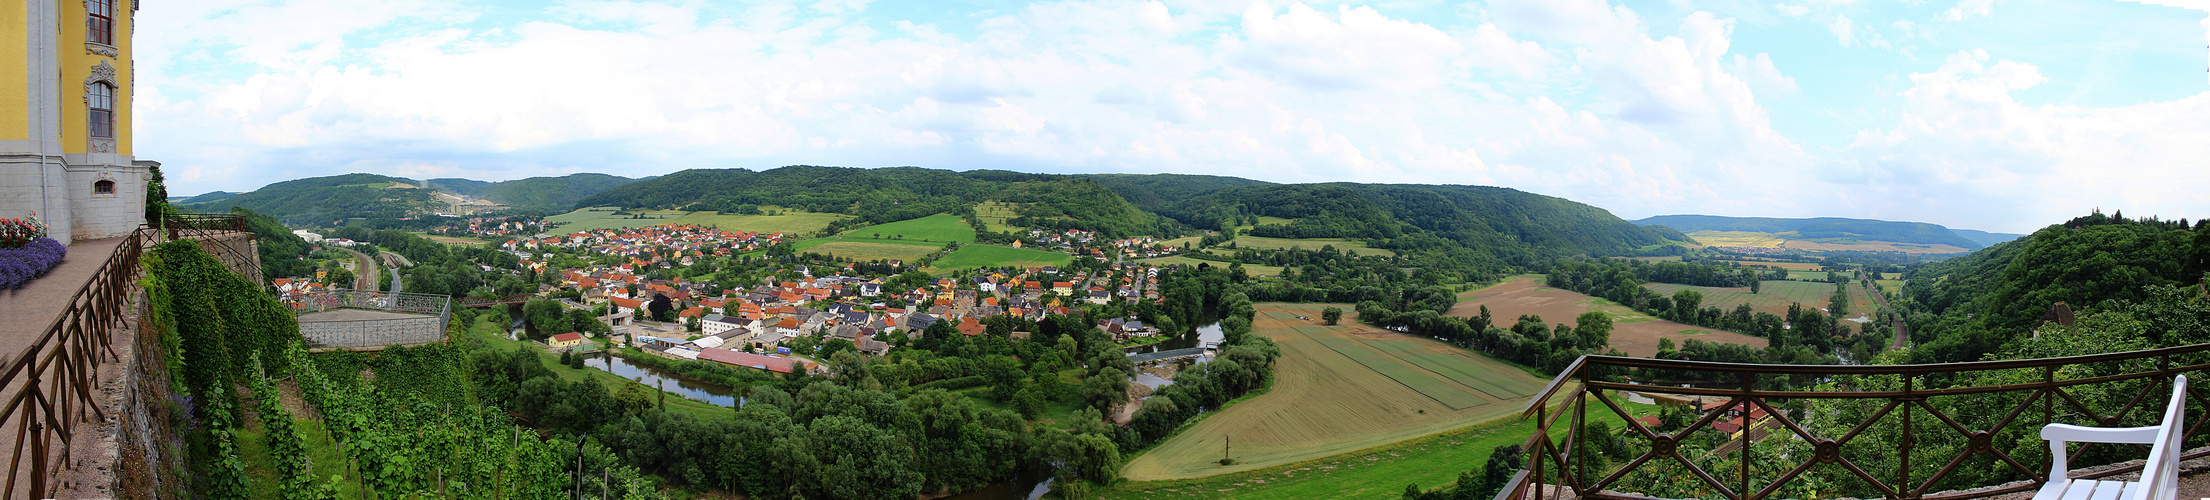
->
[933,244,1073,270]
[544,207,848,236]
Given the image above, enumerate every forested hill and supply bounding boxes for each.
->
[429,173,637,213]
[180,173,438,225]
[573,166,1174,237]
[1635,214,1984,249]
[1080,173,1274,211]
[1161,183,1690,259]
[1897,212,2210,364]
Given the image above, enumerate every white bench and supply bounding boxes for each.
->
[2034,374,2185,500]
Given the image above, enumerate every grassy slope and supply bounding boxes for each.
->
[1121,303,1549,481]
[933,244,1073,270]
[1225,236,1396,257]
[832,213,976,243]
[1138,256,1285,277]
[1103,400,1648,500]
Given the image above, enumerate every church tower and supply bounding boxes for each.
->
[2,0,148,245]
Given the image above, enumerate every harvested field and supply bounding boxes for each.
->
[1638,279,1869,322]
[1451,276,1766,357]
[1119,303,1548,481]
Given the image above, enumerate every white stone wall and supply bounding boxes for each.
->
[67,164,146,240]
[0,155,77,245]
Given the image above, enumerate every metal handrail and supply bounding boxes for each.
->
[0,218,254,498]
[1503,349,2210,500]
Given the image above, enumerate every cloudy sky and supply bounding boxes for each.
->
[137,0,2209,233]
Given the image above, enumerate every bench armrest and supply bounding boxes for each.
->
[2042,423,2159,445]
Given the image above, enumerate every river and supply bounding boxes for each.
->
[590,353,740,407]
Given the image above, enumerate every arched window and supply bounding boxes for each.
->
[88,83,113,139]
[93,180,115,195]
[87,0,114,45]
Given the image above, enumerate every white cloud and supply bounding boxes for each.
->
[1731,53,1800,95]
[1943,0,1997,21]
[1834,50,2210,232]
[1828,15,1856,46]
[166,0,2201,233]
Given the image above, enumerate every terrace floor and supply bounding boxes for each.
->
[0,236,127,359]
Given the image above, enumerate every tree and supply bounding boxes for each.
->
[568,308,611,337]
[647,293,674,322]
[325,267,356,287]
[523,299,568,339]
[1750,279,1761,294]
[1670,289,1702,323]
[1321,306,1343,325]
[1574,311,1613,349]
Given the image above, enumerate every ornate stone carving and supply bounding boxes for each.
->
[91,139,114,153]
[85,43,118,58]
[84,60,118,96]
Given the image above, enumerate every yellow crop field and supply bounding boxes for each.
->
[1120,303,1549,481]
[1686,230,1788,248]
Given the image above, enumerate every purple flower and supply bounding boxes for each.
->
[0,238,66,289]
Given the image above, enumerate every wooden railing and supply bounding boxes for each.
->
[0,214,252,498]
[1501,347,2210,500]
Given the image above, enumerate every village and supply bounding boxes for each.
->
[280,221,1179,377]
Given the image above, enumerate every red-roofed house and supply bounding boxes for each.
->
[549,333,585,348]
[958,317,986,336]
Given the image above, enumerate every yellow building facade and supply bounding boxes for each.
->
[3,0,149,245]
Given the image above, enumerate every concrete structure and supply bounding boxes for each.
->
[3,0,150,245]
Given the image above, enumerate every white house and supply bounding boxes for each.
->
[701,314,743,337]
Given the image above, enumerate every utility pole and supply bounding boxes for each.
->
[1223,434,1231,464]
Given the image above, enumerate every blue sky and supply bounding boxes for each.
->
[133,0,2210,233]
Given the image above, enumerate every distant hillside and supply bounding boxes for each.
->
[576,166,1171,237]
[1161,183,1690,260]
[447,173,636,213]
[180,173,439,226]
[1635,215,1984,251]
[171,191,238,204]
[1951,228,2027,247]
